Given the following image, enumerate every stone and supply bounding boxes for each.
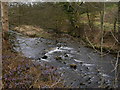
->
[41,55,48,59]
[63,62,66,64]
[80,62,83,64]
[65,54,69,57]
[80,83,86,85]
[70,64,77,69]
[55,56,62,61]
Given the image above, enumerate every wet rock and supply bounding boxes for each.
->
[63,62,66,64]
[80,62,83,64]
[41,55,48,59]
[87,81,91,84]
[80,83,86,85]
[55,56,62,61]
[65,54,69,57]
[70,64,77,69]
[97,69,101,73]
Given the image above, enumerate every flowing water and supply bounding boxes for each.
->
[9,30,117,88]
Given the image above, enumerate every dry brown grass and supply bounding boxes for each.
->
[14,25,52,38]
[84,28,120,54]
[2,39,63,89]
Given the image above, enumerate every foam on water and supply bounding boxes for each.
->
[83,64,95,66]
[60,46,73,50]
[74,59,83,63]
[45,47,65,56]
[102,73,110,77]
[40,59,49,62]
[45,46,73,56]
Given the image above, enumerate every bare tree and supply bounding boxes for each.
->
[114,16,117,34]
[100,2,105,57]
[0,2,9,89]
[86,3,95,31]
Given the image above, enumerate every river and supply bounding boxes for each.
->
[9,30,117,88]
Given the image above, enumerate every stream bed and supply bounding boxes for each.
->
[9,30,117,88]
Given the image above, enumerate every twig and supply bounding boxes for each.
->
[110,30,119,43]
[111,51,120,72]
[50,73,63,87]
[102,42,117,56]
[29,72,41,88]
[85,35,101,54]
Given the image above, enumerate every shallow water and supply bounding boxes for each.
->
[9,30,117,88]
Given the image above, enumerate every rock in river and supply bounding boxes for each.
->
[55,56,62,61]
[70,64,77,69]
[41,55,48,59]
[65,54,69,57]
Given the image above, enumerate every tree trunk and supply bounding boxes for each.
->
[117,1,120,88]
[100,10,104,56]
[118,1,120,43]
[1,2,9,33]
[86,10,92,30]
[1,2,9,43]
[113,17,117,34]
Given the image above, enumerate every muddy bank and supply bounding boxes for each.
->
[9,30,118,88]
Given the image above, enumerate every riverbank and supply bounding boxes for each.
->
[2,37,63,88]
[13,25,120,55]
